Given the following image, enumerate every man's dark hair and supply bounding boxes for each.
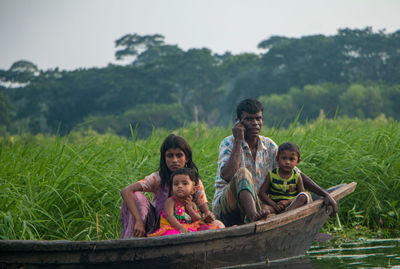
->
[277,142,301,158]
[236,99,263,120]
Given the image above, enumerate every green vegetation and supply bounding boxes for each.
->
[1,27,400,137]
[1,117,399,240]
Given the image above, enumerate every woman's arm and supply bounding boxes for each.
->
[120,182,146,237]
[198,203,215,223]
[194,180,216,223]
[163,198,188,233]
[185,199,202,222]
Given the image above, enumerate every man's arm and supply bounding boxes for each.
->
[301,173,338,217]
[220,139,242,183]
[220,122,245,183]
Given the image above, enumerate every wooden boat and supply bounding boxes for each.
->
[0,182,356,268]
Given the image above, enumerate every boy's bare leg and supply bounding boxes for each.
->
[285,195,307,211]
[239,190,269,221]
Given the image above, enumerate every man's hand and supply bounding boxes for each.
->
[220,120,245,182]
[232,121,245,142]
[323,194,338,217]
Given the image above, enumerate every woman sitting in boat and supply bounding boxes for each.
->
[120,134,224,238]
[259,142,312,214]
[148,168,224,236]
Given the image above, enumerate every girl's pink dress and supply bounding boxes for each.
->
[148,197,224,237]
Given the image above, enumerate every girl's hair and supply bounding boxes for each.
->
[159,134,199,187]
[170,168,199,186]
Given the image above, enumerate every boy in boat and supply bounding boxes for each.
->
[212,98,337,226]
[258,142,312,214]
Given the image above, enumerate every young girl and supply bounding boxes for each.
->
[120,134,222,238]
[149,168,224,236]
[259,142,312,214]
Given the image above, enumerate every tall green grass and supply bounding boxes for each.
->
[1,117,399,240]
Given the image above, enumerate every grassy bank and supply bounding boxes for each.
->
[1,117,399,240]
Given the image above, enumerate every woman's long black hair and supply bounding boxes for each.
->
[159,134,199,187]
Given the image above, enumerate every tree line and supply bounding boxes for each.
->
[1,27,400,137]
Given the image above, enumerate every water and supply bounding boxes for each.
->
[307,238,400,268]
[230,238,400,268]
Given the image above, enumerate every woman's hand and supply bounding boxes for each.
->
[133,220,146,237]
[202,211,216,223]
[184,195,195,211]
[179,227,189,234]
[198,203,216,223]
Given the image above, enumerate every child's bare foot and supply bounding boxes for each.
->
[251,209,270,222]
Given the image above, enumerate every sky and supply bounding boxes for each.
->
[0,0,399,71]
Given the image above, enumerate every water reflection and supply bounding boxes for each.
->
[221,257,317,269]
[307,238,400,268]
[226,238,400,268]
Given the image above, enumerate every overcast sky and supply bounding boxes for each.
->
[1,0,399,71]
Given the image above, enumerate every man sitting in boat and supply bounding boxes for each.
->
[212,98,337,226]
[259,142,312,214]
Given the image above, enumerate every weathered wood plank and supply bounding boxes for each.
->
[0,182,357,268]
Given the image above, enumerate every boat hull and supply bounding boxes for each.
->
[0,182,356,268]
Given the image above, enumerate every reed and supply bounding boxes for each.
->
[0,117,399,240]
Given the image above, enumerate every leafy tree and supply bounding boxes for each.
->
[115,33,164,58]
[219,52,260,79]
[383,84,400,118]
[339,84,384,118]
[115,33,187,69]
[258,93,297,127]
[215,53,262,125]
[337,27,392,82]
[254,27,400,97]
[0,90,14,132]
[258,34,343,93]
[0,60,39,85]
[135,45,183,66]
[82,103,187,137]
[173,48,223,125]
[289,84,344,120]
[4,29,400,136]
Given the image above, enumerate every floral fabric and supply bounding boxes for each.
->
[148,197,225,237]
